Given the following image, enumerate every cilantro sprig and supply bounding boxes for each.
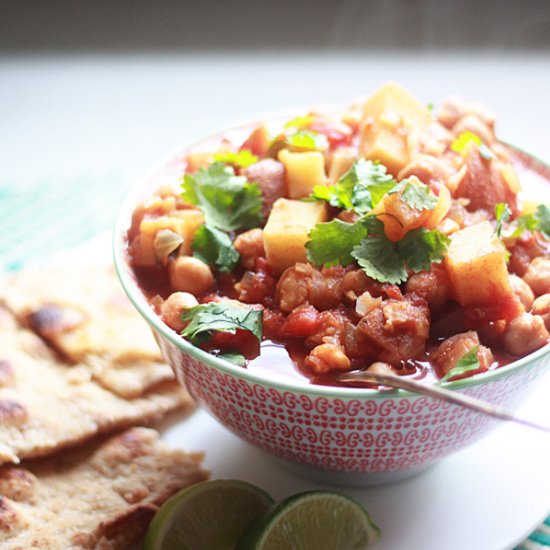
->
[494,202,512,238]
[518,204,550,239]
[439,346,481,383]
[307,216,450,284]
[182,162,263,273]
[285,130,328,151]
[267,127,328,158]
[192,225,240,273]
[397,227,451,273]
[351,221,407,284]
[182,162,263,232]
[306,158,449,284]
[496,202,550,240]
[181,302,263,345]
[312,159,397,214]
[213,150,259,168]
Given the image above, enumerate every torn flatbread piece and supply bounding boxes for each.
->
[0,307,193,465]
[0,266,174,398]
[0,427,209,549]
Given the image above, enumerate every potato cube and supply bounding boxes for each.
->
[359,82,431,175]
[186,152,214,173]
[263,199,328,275]
[278,149,327,199]
[171,210,206,254]
[328,147,357,183]
[444,221,512,306]
[134,210,204,266]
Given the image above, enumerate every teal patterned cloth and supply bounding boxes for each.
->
[0,176,127,272]
[515,517,550,550]
[0,179,548,548]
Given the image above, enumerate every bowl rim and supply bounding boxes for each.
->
[113,123,550,400]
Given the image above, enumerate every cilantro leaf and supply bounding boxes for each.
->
[346,159,397,213]
[181,302,263,345]
[284,115,315,130]
[397,228,450,273]
[311,159,396,214]
[517,212,539,233]
[534,204,550,238]
[360,215,386,235]
[494,203,512,238]
[217,351,246,366]
[451,131,495,160]
[388,179,438,211]
[515,203,550,239]
[286,130,328,151]
[451,131,482,154]
[439,346,481,383]
[182,163,263,231]
[192,225,240,273]
[310,183,342,207]
[352,235,407,284]
[213,150,258,168]
[350,217,448,283]
[306,219,367,268]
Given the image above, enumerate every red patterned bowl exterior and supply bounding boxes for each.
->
[156,332,549,477]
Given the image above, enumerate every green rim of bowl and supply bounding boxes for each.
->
[113,129,550,400]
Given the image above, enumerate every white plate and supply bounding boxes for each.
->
[52,234,550,550]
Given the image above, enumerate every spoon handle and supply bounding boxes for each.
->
[336,371,550,434]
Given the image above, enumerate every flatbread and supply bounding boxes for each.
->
[0,306,193,465]
[0,267,174,398]
[0,427,209,549]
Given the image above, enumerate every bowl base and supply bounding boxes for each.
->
[267,453,435,486]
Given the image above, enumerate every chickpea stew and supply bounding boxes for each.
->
[127,83,550,388]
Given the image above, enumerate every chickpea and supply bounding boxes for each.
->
[502,313,549,356]
[234,228,265,270]
[523,257,550,296]
[405,269,450,313]
[305,344,351,374]
[160,291,199,332]
[532,294,550,331]
[509,274,534,311]
[168,256,214,296]
[366,362,395,377]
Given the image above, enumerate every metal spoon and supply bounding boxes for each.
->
[336,370,550,434]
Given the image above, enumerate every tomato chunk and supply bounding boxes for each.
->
[281,305,320,338]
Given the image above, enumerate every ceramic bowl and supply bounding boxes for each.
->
[113,127,550,485]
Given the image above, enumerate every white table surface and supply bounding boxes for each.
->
[1,51,550,186]
[2,51,550,549]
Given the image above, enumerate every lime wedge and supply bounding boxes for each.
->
[237,490,380,550]
[144,479,274,550]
